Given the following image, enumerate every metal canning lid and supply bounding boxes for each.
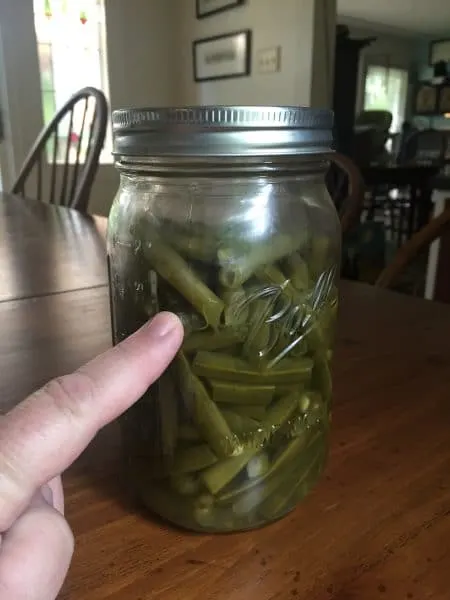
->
[112,105,334,158]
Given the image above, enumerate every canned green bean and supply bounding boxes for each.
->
[108,106,340,532]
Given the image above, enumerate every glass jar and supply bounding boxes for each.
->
[107,106,340,533]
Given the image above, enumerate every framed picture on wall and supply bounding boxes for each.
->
[414,83,438,115]
[196,0,245,19]
[429,38,450,65]
[438,84,450,114]
[193,30,251,82]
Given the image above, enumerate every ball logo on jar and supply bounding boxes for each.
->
[226,266,337,368]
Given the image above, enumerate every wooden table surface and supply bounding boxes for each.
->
[0,193,107,301]
[1,196,449,599]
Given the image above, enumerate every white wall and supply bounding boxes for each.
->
[104,0,178,110]
[176,0,335,108]
[311,0,337,108]
[0,0,43,190]
[90,0,180,215]
[93,0,337,215]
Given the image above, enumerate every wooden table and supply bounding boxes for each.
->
[0,193,107,301]
[1,195,449,599]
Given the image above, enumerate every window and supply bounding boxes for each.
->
[33,0,112,163]
[363,65,409,133]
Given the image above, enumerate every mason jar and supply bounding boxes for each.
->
[107,106,340,533]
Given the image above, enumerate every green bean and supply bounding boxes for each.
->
[270,427,316,475]
[276,384,304,396]
[156,368,178,458]
[138,223,224,328]
[258,434,324,518]
[242,297,273,366]
[208,391,300,499]
[171,444,218,474]
[284,252,310,291]
[218,234,304,289]
[201,450,258,495]
[211,381,275,406]
[165,230,218,262]
[246,453,270,479]
[193,351,313,385]
[222,409,259,436]
[310,236,331,279]
[232,469,287,516]
[192,493,216,525]
[220,286,249,326]
[257,390,300,441]
[192,495,241,530]
[221,427,318,508]
[183,327,245,353]
[301,389,328,429]
[271,328,308,362]
[255,264,297,297]
[178,423,201,442]
[177,312,208,336]
[322,298,339,348]
[298,390,320,413]
[229,405,266,421]
[177,353,242,458]
[170,473,201,496]
[312,355,332,407]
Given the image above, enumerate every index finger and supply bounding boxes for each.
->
[0,312,183,532]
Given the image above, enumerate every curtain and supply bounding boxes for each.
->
[363,65,409,133]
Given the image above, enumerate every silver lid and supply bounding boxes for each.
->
[112,106,334,158]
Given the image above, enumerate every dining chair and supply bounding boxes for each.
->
[398,129,448,167]
[376,204,450,290]
[327,152,365,233]
[11,86,108,212]
[355,110,393,132]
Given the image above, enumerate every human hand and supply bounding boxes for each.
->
[0,312,183,600]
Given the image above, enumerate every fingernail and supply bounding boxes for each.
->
[147,312,181,338]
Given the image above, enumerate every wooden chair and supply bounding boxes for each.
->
[11,86,108,212]
[398,129,448,167]
[327,152,365,233]
[376,205,450,289]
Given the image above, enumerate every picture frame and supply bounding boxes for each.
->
[438,84,450,114]
[193,30,251,82]
[429,38,450,66]
[414,83,438,115]
[196,0,245,19]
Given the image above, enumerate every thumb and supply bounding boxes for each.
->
[0,485,74,600]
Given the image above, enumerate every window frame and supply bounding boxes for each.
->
[33,0,112,165]
[362,62,410,134]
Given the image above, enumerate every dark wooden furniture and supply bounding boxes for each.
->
[414,81,450,117]
[0,193,107,301]
[328,152,365,232]
[0,195,449,599]
[399,129,448,166]
[362,165,440,189]
[11,87,108,212]
[362,165,440,247]
[332,27,374,156]
[376,205,450,288]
